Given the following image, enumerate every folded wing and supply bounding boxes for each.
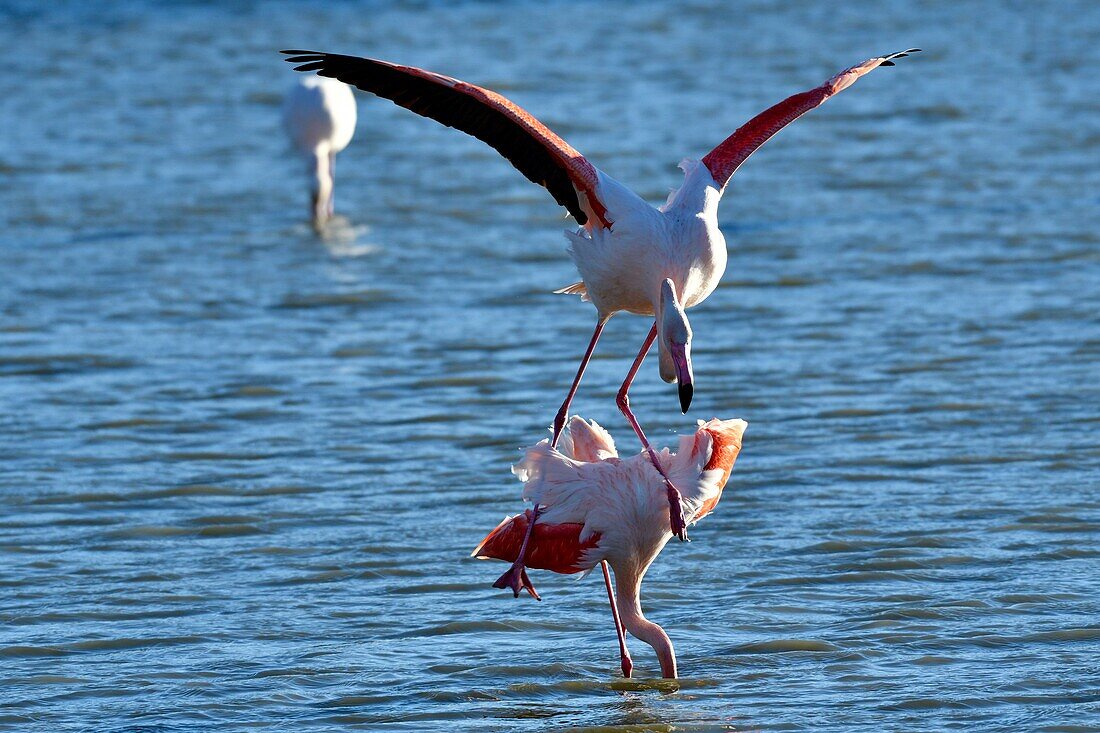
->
[471,512,600,574]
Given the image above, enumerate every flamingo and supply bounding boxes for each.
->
[473,415,747,678]
[282,75,358,227]
[282,47,918,595]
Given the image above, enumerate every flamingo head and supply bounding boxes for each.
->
[657,279,694,414]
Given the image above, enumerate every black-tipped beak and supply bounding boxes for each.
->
[678,381,693,414]
[670,341,694,414]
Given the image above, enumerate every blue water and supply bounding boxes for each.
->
[2,1,1098,731]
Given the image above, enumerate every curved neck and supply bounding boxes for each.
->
[613,563,677,679]
[656,280,692,386]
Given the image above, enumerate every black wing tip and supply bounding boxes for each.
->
[880,48,922,66]
[282,50,331,73]
[282,50,330,69]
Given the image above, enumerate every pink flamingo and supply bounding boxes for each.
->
[473,416,747,678]
[283,48,917,595]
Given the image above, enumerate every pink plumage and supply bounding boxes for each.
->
[702,49,920,190]
[284,47,915,604]
[473,416,747,678]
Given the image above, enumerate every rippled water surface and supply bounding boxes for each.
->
[2,1,1099,730]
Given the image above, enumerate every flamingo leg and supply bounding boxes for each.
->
[616,322,689,541]
[551,317,608,448]
[327,151,336,218]
[491,507,542,600]
[601,561,633,678]
[493,318,608,599]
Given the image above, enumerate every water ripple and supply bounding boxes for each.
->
[1,2,1098,731]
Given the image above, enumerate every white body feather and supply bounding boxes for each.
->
[282,76,357,223]
[283,76,357,158]
[564,160,727,318]
[512,416,746,576]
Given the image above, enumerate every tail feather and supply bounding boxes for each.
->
[553,281,589,301]
[558,416,617,463]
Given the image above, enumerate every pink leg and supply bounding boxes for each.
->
[493,319,608,599]
[616,322,689,541]
[601,561,633,678]
[551,318,608,448]
[492,507,542,600]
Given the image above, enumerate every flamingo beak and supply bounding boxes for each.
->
[670,342,693,414]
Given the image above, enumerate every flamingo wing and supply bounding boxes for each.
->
[701,49,920,191]
[472,512,601,574]
[283,50,610,228]
[690,419,747,523]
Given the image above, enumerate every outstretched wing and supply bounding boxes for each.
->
[283,50,611,228]
[702,49,920,191]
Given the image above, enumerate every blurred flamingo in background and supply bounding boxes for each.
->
[282,75,358,228]
[283,48,916,594]
[473,416,747,678]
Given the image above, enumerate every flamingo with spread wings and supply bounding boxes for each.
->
[283,48,918,597]
[473,416,747,678]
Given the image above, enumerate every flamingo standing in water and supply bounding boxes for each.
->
[282,75,358,227]
[283,48,918,595]
[473,416,747,678]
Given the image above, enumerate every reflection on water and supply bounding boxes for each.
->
[1,1,1098,731]
[317,217,379,257]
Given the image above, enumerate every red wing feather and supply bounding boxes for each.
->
[283,50,610,228]
[702,50,920,191]
[473,511,601,574]
[693,421,747,522]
